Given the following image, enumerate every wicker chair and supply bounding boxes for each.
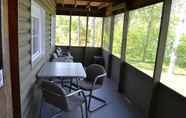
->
[72,64,107,112]
[40,80,88,118]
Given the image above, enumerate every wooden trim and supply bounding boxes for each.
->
[107,16,114,78]
[127,0,163,11]
[85,16,89,47]
[0,0,13,117]
[112,0,163,15]
[69,15,71,46]
[109,16,114,52]
[8,0,21,118]
[101,17,104,47]
[56,4,105,17]
[0,0,3,69]
[153,0,172,83]
[77,0,112,2]
[112,2,127,15]
[120,12,129,61]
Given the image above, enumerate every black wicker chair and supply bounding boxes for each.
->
[40,80,88,118]
[72,64,107,112]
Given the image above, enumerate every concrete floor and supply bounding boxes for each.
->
[41,79,144,118]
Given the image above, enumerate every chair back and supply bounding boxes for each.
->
[40,80,70,111]
[52,53,58,59]
[85,64,106,85]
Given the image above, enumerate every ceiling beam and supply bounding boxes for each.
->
[74,0,77,8]
[86,1,91,9]
[105,3,112,16]
[56,4,105,16]
[98,2,107,10]
[126,0,163,10]
[76,0,111,2]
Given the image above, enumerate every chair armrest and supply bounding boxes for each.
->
[66,89,83,97]
[66,89,86,101]
[93,73,107,86]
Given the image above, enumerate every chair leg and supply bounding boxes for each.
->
[81,105,84,118]
[88,90,93,111]
[40,97,44,118]
[87,91,107,112]
[69,79,73,93]
[85,97,88,118]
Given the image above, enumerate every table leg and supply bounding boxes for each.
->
[69,79,73,92]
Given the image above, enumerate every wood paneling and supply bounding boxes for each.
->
[18,0,56,117]
[0,0,13,118]
[120,62,154,117]
[149,83,186,118]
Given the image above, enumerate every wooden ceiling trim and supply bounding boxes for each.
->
[112,2,127,15]
[98,2,110,10]
[56,0,164,16]
[105,3,112,16]
[56,4,105,17]
[86,1,91,9]
[76,0,111,2]
[74,0,77,7]
[126,0,163,11]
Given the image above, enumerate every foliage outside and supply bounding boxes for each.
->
[160,0,186,97]
[56,15,102,47]
[56,15,70,46]
[112,13,124,58]
[126,3,163,77]
[87,17,102,47]
[55,1,186,96]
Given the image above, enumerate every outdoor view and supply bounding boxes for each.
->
[87,17,103,47]
[160,0,186,97]
[56,15,70,46]
[126,3,163,77]
[112,13,124,58]
[55,0,186,96]
[79,17,87,47]
[56,15,102,47]
[71,16,80,46]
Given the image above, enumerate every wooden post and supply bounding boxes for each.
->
[153,0,172,83]
[101,17,105,47]
[109,16,115,52]
[69,15,71,46]
[121,12,129,61]
[85,15,89,47]
[8,0,21,117]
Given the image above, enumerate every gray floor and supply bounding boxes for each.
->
[41,79,144,118]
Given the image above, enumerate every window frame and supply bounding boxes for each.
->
[125,3,163,77]
[112,13,124,58]
[31,1,45,65]
[102,16,111,51]
[51,15,56,48]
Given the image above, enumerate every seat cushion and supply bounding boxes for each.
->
[67,95,85,111]
[73,80,102,91]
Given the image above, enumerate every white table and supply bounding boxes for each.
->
[37,62,86,79]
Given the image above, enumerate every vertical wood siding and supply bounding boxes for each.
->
[18,0,56,117]
[0,0,13,118]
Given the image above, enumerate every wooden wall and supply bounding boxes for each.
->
[18,0,56,117]
[0,0,13,118]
